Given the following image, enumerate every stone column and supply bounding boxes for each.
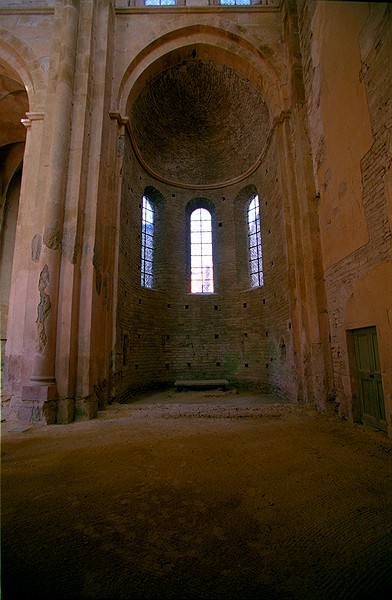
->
[275,107,333,408]
[21,0,80,424]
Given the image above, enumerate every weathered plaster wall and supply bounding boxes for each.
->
[299,1,392,425]
[0,12,54,78]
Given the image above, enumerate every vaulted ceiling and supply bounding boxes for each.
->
[130,57,270,187]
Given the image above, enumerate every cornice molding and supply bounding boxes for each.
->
[0,8,54,15]
[109,111,129,126]
[115,5,281,15]
[123,115,281,191]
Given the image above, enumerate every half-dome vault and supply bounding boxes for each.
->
[129,56,271,188]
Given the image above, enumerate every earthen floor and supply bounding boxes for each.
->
[2,390,392,599]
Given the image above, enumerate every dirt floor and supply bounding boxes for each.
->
[2,389,392,600]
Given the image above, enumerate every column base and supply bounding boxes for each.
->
[20,385,58,425]
[74,397,98,421]
[56,398,75,424]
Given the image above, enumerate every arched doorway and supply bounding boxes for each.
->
[0,61,28,371]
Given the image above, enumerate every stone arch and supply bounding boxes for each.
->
[0,28,47,112]
[117,25,283,189]
[144,185,166,207]
[0,30,46,388]
[117,23,283,120]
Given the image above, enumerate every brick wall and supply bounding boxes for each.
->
[115,132,294,400]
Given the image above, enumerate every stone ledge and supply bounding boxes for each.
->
[174,379,229,390]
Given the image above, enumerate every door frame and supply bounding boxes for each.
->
[348,326,387,432]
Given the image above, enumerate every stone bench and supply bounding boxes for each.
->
[174,379,229,391]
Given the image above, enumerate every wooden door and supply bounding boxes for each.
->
[353,327,386,432]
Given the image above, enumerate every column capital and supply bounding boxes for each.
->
[21,112,45,128]
[109,111,129,126]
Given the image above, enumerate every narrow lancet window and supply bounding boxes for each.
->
[141,196,154,288]
[247,194,264,287]
[190,208,214,293]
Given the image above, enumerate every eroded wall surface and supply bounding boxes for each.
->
[299,1,392,425]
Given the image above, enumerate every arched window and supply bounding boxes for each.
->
[220,0,251,4]
[141,195,155,288]
[190,208,214,293]
[145,0,176,5]
[247,194,264,287]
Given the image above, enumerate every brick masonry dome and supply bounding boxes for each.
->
[130,58,271,187]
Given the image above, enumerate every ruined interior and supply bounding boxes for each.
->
[1,1,391,598]
[1,0,390,431]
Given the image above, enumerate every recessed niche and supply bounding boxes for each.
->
[216,362,220,367]
[243,303,247,308]
[214,305,219,311]
[185,305,189,310]
[215,334,219,339]
[138,299,142,304]
[167,304,171,308]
